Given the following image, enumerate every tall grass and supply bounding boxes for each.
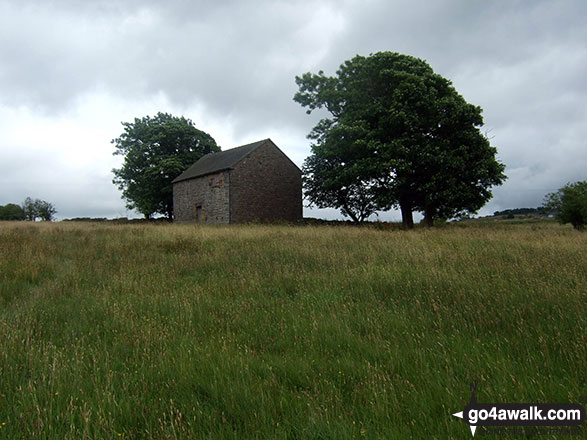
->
[0,221,585,439]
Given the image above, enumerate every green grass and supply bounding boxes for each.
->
[0,221,585,439]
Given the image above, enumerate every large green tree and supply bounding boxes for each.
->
[0,203,26,221]
[544,181,587,230]
[36,200,57,221]
[112,113,220,219]
[295,52,506,227]
[21,197,57,221]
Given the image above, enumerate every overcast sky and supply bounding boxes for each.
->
[1,0,585,221]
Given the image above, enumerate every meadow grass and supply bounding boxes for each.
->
[0,221,585,439]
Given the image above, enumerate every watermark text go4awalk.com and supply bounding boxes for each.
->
[452,386,585,437]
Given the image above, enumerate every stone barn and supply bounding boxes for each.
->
[172,139,302,224]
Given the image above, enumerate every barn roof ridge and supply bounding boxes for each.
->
[172,138,272,183]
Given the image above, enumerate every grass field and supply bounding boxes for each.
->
[0,221,585,439]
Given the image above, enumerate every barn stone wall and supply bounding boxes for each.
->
[230,142,302,223]
[173,170,230,223]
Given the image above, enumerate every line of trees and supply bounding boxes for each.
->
[111,54,507,226]
[0,197,57,221]
[110,54,586,233]
[110,53,582,232]
[493,208,552,217]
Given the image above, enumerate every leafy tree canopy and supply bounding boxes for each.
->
[0,203,26,221]
[112,113,220,219]
[544,181,587,230]
[295,52,506,227]
[21,197,57,221]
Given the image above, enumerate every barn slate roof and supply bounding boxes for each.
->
[172,139,270,183]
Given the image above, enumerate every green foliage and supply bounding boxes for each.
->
[21,197,57,221]
[295,52,506,227]
[37,200,57,221]
[302,122,379,222]
[112,112,220,219]
[493,207,551,217]
[0,221,584,438]
[544,180,587,230]
[22,196,36,221]
[0,203,26,221]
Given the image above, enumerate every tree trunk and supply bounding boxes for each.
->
[343,204,359,223]
[400,199,414,229]
[423,208,434,227]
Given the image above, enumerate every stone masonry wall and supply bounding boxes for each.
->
[230,142,302,223]
[173,170,230,223]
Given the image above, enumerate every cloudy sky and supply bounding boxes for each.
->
[1,0,585,221]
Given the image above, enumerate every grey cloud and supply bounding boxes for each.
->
[1,0,586,219]
[0,0,341,133]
